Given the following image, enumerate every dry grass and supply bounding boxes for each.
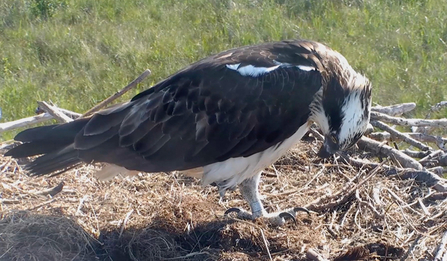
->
[1,138,446,260]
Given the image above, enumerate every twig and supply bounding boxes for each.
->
[369,132,447,151]
[26,199,56,211]
[399,235,422,261]
[407,133,447,151]
[426,101,447,119]
[371,121,431,151]
[76,195,89,216]
[306,248,328,261]
[34,181,64,197]
[0,113,53,133]
[161,251,210,260]
[0,199,20,204]
[357,137,423,170]
[372,102,416,116]
[259,228,273,261]
[305,162,382,212]
[81,69,151,117]
[402,149,431,159]
[36,101,73,123]
[119,209,134,238]
[434,230,447,261]
[343,157,447,192]
[35,103,81,118]
[371,111,447,127]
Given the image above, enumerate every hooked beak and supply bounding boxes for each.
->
[317,135,339,159]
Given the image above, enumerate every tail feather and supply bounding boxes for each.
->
[24,145,81,176]
[5,103,135,177]
[6,119,89,158]
[5,119,90,176]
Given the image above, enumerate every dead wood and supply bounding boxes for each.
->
[371,120,431,151]
[357,137,423,170]
[371,102,416,116]
[81,69,151,117]
[371,111,447,127]
[342,156,447,192]
[434,231,447,261]
[36,101,74,123]
[0,113,54,133]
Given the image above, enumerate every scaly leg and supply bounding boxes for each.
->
[225,172,309,226]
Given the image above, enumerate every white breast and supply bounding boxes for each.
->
[199,123,310,191]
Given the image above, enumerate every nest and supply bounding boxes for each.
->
[1,139,446,260]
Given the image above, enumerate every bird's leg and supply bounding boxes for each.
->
[225,172,309,226]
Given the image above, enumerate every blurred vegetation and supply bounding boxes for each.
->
[1,0,447,139]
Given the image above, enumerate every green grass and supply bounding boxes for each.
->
[1,0,447,140]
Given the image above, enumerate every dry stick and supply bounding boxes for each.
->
[36,103,81,119]
[402,149,431,159]
[371,102,416,116]
[419,150,445,165]
[304,162,383,212]
[371,111,447,127]
[407,133,447,151]
[259,228,273,261]
[119,209,134,238]
[434,230,447,261]
[306,248,328,261]
[36,101,73,123]
[399,234,422,261]
[26,199,56,211]
[368,132,391,141]
[371,121,432,151]
[34,181,64,197]
[426,101,447,119]
[357,136,423,170]
[344,157,447,192]
[0,113,54,133]
[81,69,151,117]
[369,131,447,149]
[0,199,20,204]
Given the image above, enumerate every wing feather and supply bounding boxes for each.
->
[74,40,325,173]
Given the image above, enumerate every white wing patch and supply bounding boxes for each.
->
[297,65,315,71]
[226,61,316,77]
[226,63,280,77]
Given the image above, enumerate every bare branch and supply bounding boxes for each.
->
[37,101,73,123]
[357,137,423,170]
[371,121,432,151]
[343,156,447,192]
[434,230,447,261]
[371,111,447,127]
[372,102,416,116]
[0,113,53,133]
[81,69,151,117]
[401,149,431,159]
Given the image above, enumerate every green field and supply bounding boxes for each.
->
[1,0,447,139]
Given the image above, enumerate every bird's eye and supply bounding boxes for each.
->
[330,135,338,144]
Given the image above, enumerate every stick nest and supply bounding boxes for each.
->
[1,138,446,260]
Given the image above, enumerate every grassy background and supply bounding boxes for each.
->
[1,0,447,140]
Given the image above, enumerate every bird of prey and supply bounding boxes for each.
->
[6,39,372,226]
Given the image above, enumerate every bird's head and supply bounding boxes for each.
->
[311,57,372,158]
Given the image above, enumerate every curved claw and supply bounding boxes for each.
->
[279,212,296,223]
[224,207,242,216]
[293,207,310,215]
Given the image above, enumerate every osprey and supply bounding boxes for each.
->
[6,40,372,226]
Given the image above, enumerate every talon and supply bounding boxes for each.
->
[279,212,296,223]
[293,207,310,215]
[224,207,242,216]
